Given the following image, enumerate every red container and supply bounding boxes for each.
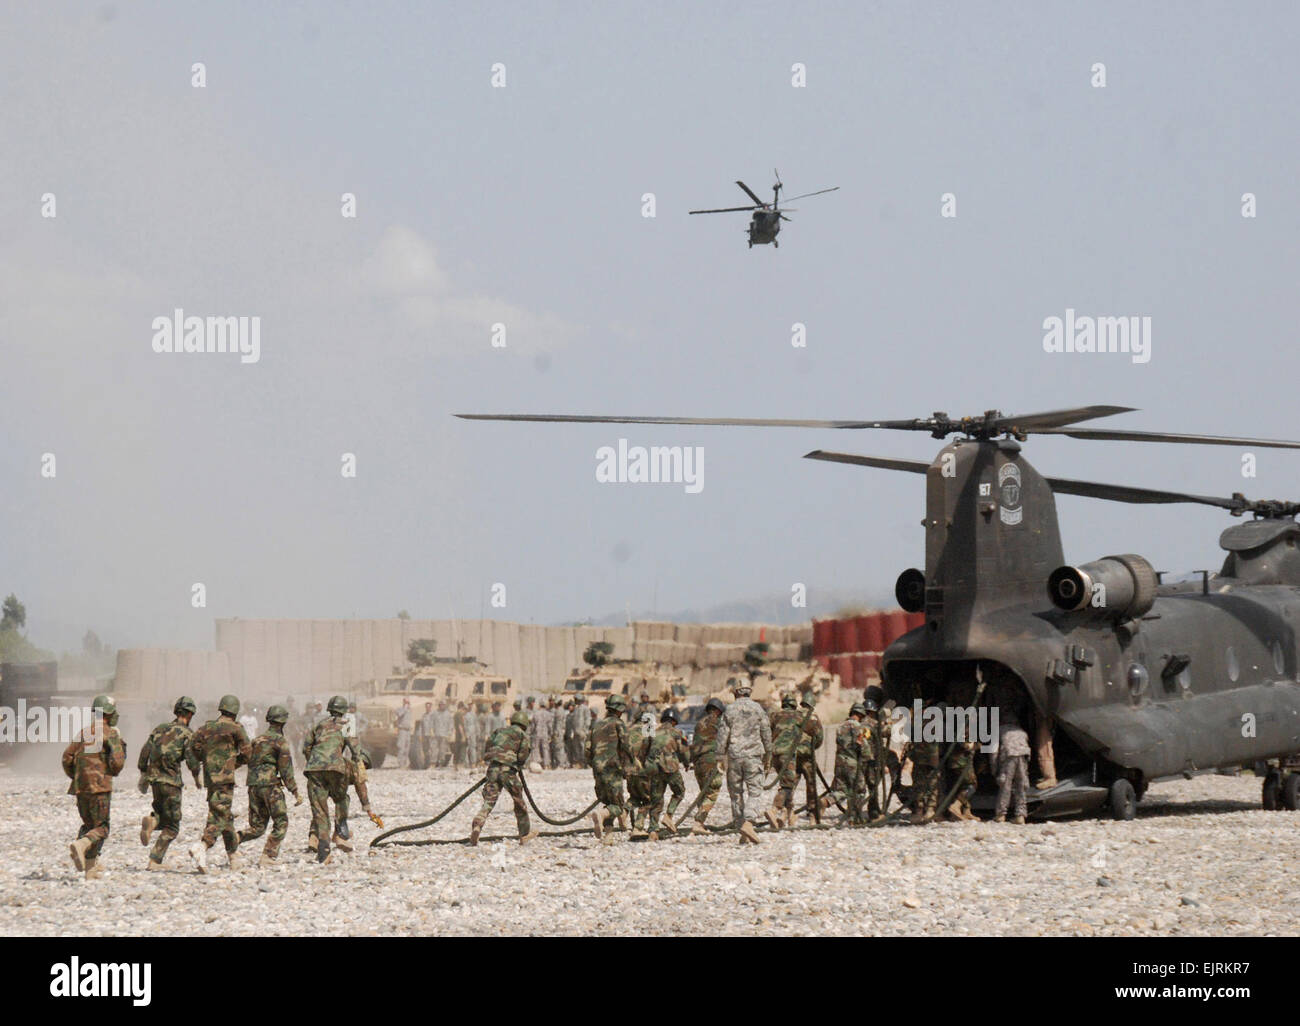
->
[882,610,910,647]
[858,612,885,653]
[904,610,926,633]
[831,618,855,655]
[814,655,831,672]
[830,654,855,689]
[812,619,834,656]
[863,652,881,673]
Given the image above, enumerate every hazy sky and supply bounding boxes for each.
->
[3,1,1299,653]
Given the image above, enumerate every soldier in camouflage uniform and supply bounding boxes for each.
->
[688,698,726,835]
[549,698,568,768]
[771,694,824,828]
[64,695,126,879]
[717,676,772,843]
[994,715,1031,824]
[302,694,359,864]
[585,693,637,844]
[469,710,536,845]
[238,705,302,864]
[188,694,252,872]
[830,703,868,826]
[905,711,942,825]
[308,745,381,852]
[944,739,978,821]
[626,711,658,839]
[766,694,800,827]
[644,708,689,838]
[463,702,482,770]
[475,702,491,766]
[138,695,202,869]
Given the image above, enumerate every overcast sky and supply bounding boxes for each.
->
[3,1,1298,653]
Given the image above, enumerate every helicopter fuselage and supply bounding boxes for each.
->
[748,209,780,245]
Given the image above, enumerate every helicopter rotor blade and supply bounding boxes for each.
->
[991,406,1135,432]
[1043,476,1246,510]
[803,451,930,473]
[735,181,766,207]
[778,186,840,203]
[689,205,759,214]
[1033,427,1300,449]
[455,414,927,429]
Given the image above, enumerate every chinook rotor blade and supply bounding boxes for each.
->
[689,205,759,215]
[991,405,1136,432]
[1033,426,1300,449]
[736,181,767,207]
[456,414,923,429]
[803,451,930,474]
[1043,477,1246,510]
[779,186,840,203]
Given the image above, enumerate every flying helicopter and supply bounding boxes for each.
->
[689,170,839,248]
[456,404,1300,820]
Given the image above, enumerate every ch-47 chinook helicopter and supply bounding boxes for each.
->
[689,171,838,248]
[457,404,1300,820]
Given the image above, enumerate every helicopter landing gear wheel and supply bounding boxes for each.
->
[1108,779,1137,821]
[1263,770,1281,810]
[1283,773,1300,811]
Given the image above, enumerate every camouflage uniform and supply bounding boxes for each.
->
[626,715,657,833]
[689,706,724,826]
[470,715,533,841]
[138,717,201,865]
[463,705,482,768]
[433,702,454,767]
[416,703,437,768]
[717,691,772,828]
[995,722,1031,821]
[395,702,414,767]
[571,699,591,769]
[768,704,801,818]
[644,720,689,833]
[192,716,252,853]
[63,718,126,871]
[831,717,867,824]
[303,712,358,860]
[585,705,636,829]
[239,724,300,859]
[906,738,942,824]
[550,702,568,768]
[475,704,491,765]
[776,705,824,824]
[533,703,553,770]
[945,740,978,820]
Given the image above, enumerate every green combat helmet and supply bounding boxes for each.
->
[510,710,529,729]
[606,694,627,712]
[266,705,289,724]
[660,707,679,724]
[800,692,817,709]
[217,694,241,717]
[173,695,197,717]
[358,746,373,769]
[705,697,726,715]
[849,703,867,718]
[91,694,118,727]
[781,694,797,709]
[327,695,348,716]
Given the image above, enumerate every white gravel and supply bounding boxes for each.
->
[1,765,1296,936]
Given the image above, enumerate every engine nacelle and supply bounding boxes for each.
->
[1047,553,1158,620]
[895,568,925,613]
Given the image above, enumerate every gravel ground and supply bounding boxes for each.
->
[1,764,1296,936]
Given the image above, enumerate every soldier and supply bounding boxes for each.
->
[905,712,942,825]
[64,695,126,879]
[463,701,481,770]
[394,697,413,768]
[238,705,302,865]
[452,702,468,767]
[575,695,592,769]
[416,700,436,769]
[487,700,506,737]
[626,711,657,839]
[550,698,568,768]
[830,703,868,826]
[475,702,491,766]
[644,708,689,838]
[774,694,824,828]
[138,695,202,870]
[861,699,889,821]
[188,694,252,872]
[432,700,453,767]
[469,710,537,845]
[994,714,1031,824]
[585,694,637,844]
[716,676,772,843]
[766,694,800,828]
[533,698,552,770]
[525,696,538,764]
[688,698,726,835]
[302,694,358,864]
[309,745,382,852]
[945,739,978,821]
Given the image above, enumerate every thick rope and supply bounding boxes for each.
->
[369,775,485,847]
[520,771,600,826]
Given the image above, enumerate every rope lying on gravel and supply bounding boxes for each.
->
[520,772,601,826]
[370,775,485,847]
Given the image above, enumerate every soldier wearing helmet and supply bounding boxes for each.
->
[717,678,773,844]
[188,694,252,873]
[770,693,824,830]
[585,693,637,843]
[138,695,203,870]
[641,707,689,839]
[300,694,360,864]
[830,703,869,826]
[63,695,127,879]
[686,698,727,835]
[468,710,537,845]
[309,740,382,850]
[625,711,658,839]
[237,705,302,865]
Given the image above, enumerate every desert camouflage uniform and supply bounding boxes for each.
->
[644,722,689,831]
[62,723,126,862]
[302,715,358,852]
[394,703,413,767]
[585,711,636,825]
[463,707,482,768]
[138,718,201,865]
[690,710,724,825]
[471,721,532,837]
[239,724,300,858]
[433,704,454,767]
[192,717,252,852]
[533,704,553,769]
[717,695,772,827]
[476,705,491,765]
[995,723,1031,820]
[550,704,568,768]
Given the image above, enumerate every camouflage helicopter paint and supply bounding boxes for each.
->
[457,405,1300,819]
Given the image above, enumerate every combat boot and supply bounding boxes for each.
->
[617,812,629,832]
[648,831,659,841]
[69,836,92,872]
[519,830,539,845]
[84,857,103,880]
[993,814,1006,823]
[258,853,277,867]
[140,813,157,846]
[1011,815,1026,825]
[331,833,354,853]
[315,839,331,864]
[307,835,318,853]
[590,811,603,839]
[601,833,616,846]
[1034,778,1057,791]
[764,808,782,831]
[469,821,483,846]
[738,820,760,844]
[188,842,208,874]
[659,814,676,835]
[227,849,242,870]
[335,817,351,841]
[146,858,165,871]
[690,820,708,836]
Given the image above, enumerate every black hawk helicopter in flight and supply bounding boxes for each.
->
[689,171,838,248]
[457,404,1300,820]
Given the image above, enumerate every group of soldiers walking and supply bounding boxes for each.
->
[397,694,596,771]
[63,692,383,879]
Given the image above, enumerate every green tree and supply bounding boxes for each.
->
[396,610,411,620]
[743,641,770,670]
[407,638,437,667]
[2,594,26,631]
[583,641,614,668]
